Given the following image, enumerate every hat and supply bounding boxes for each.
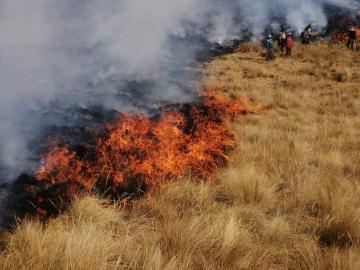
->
[287,32,292,36]
[268,34,272,38]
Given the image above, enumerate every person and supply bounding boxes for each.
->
[347,27,357,50]
[285,33,293,57]
[277,31,286,52]
[265,34,274,61]
[301,25,312,45]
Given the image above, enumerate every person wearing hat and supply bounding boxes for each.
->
[347,27,357,50]
[285,32,294,57]
[265,34,274,61]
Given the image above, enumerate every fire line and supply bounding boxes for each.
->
[15,90,259,219]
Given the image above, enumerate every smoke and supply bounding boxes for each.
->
[0,0,358,181]
[200,0,360,41]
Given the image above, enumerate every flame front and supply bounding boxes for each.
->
[331,26,360,43]
[36,90,257,200]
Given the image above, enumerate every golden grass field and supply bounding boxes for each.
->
[1,43,360,269]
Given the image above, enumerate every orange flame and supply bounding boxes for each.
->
[36,90,258,199]
[331,26,360,43]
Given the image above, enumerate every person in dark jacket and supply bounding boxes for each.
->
[301,24,312,45]
[265,35,274,61]
[347,27,357,50]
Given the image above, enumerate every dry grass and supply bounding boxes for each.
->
[1,43,360,269]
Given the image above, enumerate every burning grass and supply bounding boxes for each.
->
[12,90,258,219]
[37,91,254,185]
[331,26,360,45]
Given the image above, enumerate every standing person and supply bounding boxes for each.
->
[347,27,357,50]
[265,34,274,61]
[285,33,293,57]
[301,25,312,45]
[277,31,286,52]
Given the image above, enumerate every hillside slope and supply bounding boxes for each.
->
[1,43,360,270]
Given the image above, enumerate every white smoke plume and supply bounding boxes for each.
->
[0,0,358,181]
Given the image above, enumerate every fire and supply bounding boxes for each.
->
[37,142,95,191]
[32,90,258,216]
[331,26,360,43]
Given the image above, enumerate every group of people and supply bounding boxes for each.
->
[265,24,358,61]
[265,32,293,61]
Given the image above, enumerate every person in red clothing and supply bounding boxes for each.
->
[285,32,293,57]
